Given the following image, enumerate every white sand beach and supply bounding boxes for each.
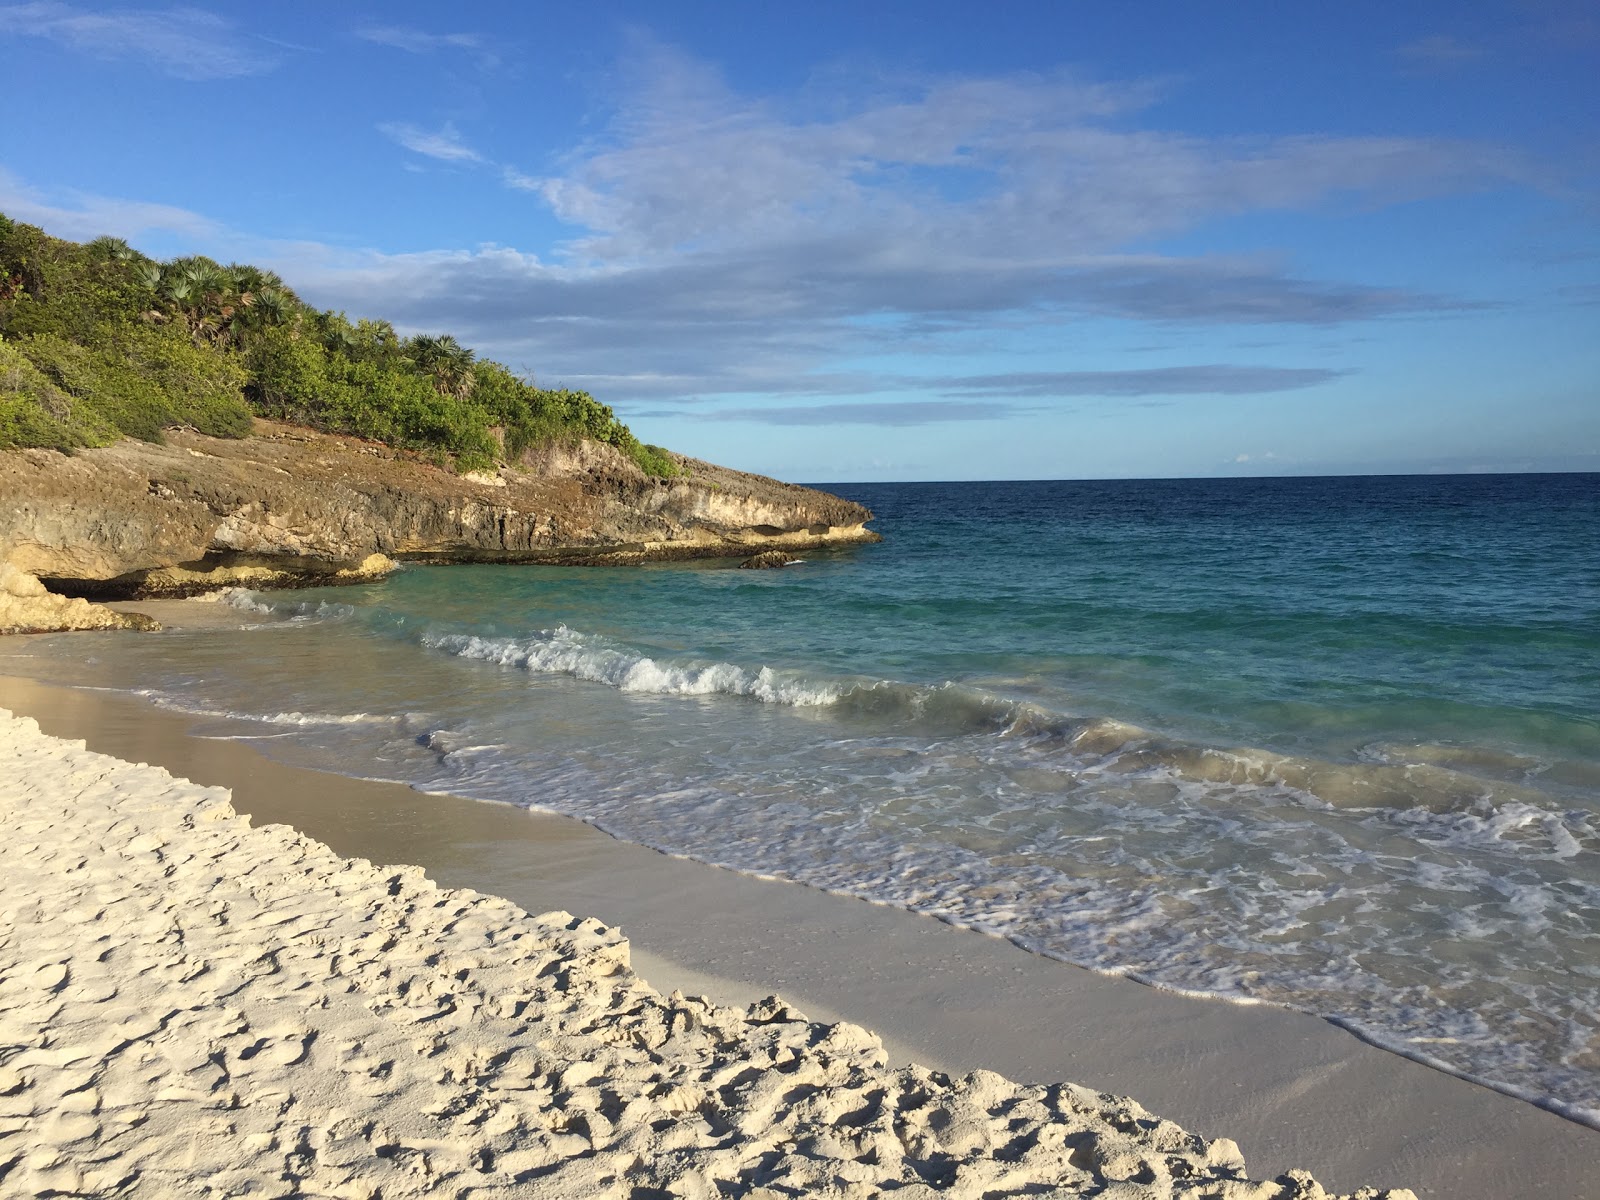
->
[2,667,1597,1199]
[1,699,1418,1200]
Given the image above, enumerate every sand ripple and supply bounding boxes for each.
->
[0,709,1411,1199]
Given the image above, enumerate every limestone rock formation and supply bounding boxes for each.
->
[0,422,879,597]
[0,563,159,634]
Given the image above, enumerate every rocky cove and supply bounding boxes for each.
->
[0,421,878,631]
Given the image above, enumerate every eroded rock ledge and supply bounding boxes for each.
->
[0,563,158,634]
[0,422,879,599]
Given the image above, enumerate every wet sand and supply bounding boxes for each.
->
[1,669,1596,1198]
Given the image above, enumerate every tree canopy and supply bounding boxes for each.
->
[0,214,678,477]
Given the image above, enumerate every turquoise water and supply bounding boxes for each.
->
[11,472,1599,1125]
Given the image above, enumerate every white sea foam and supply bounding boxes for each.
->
[405,707,1597,1130]
[218,587,275,615]
[59,653,1600,1132]
[419,727,510,759]
[130,688,389,729]
[219,590,356,623]
[1386,796,1597,861]
[421,627,843,706]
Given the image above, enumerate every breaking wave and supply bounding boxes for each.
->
[129,688,391,730]
[421,627,843,706]
[414,624,1596,862]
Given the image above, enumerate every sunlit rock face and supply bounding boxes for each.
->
[0,562,158,634]
[0,422,878,597]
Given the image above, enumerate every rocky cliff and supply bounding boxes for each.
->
[0,421,879,600]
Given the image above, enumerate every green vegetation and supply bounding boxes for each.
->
[0,215,678,477]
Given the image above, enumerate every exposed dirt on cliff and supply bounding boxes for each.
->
[0,422,879,598]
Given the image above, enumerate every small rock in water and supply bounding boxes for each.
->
[739,550,795,569]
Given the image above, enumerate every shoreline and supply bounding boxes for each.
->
[2,671,1596,1197]
[2,694,1393,1200]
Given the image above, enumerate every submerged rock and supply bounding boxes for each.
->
[739,550,796,569]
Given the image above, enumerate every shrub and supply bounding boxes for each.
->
[0,340,121,450]
[18,324,251,443]
[121,323,252,437]
[629,442,681,478]
[0,213,681,471]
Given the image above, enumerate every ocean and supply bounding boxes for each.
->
[10,472,1598,1126]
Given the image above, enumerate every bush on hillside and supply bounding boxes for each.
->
[0,213,680,475]
[0,340,120,451]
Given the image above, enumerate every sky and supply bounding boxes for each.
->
[1,1,1597,482]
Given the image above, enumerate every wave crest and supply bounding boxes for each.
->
[415,624,1593,858]
[421,628,842,706]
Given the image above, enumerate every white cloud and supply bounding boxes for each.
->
[533,42,1528,269]
[712,401,1014,427]
[0,168,220,242]
[0,2,275,79]
[1395,35,1485,70]
[2,41,1539,422]
[356,25,483,54]
[930,367,1345,397]
[377,122,484,164]
[501,167,543,192]
[355,25,497,68]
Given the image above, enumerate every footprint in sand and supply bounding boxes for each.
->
[236,1029,316,1070]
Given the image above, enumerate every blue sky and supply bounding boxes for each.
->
[2,1,1596,482]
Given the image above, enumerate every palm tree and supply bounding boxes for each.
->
[406,333,477,399]
[151,257,237,340]
[86,236,137,262]
[249,287,293,328]
[314,311,359,357]
[160,273,194,307]
[353,318,401,366]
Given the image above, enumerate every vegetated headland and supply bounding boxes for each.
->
[0,215,877,623]
[0,213,673,475]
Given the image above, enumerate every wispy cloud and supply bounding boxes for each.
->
[269,240,1452,406]
[3,39,1536,421]
[599,365,1346,426]
[377,122,484,164]
[357,25,482,54]
[535,41,1528,269]
[355,24,496,67]
[318,41,1507,402]
[271,25,1527,407]
[927,366,1347,397]
[502,167,543,192]
[0,168,221,242]
[0,2,275,79]
[1557,282,1600,306]
[1395,34,1485,71]
[713,401,1017,426]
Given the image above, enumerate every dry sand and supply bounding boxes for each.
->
[1,704,1411,1199]
[1,668,1596,1199]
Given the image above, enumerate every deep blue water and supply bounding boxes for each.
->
[9,472,1598,1124]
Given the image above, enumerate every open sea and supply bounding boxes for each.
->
[9,473,1599,1126]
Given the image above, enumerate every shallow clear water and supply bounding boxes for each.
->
[10,473,1599,1125]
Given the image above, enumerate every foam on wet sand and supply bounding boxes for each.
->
[0,707,1412,1199]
